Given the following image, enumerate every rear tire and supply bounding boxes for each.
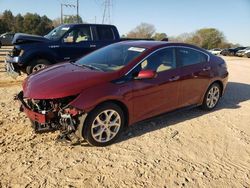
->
[201,83,221,111]
[83,103,125,147]
[26,59,50,75]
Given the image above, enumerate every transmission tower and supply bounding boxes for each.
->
[102,0,112,24]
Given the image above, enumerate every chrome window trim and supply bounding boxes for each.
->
[90,26,94,41]
[125,45,210,76]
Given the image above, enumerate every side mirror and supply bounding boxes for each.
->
[135,70,157,80]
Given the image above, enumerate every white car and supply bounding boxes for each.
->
[209,48,222,55]
[236,47,250,57]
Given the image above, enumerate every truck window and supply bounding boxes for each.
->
[63,26,91,43]
[97,26,114,41]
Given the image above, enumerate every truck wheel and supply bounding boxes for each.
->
[83,102,125,146]
[26,59,50,75]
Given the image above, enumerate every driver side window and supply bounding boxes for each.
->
[130,47,176,78]
[141,48,176,73]
[63,26,91,43]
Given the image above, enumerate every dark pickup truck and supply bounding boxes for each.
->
[5,24,124,76]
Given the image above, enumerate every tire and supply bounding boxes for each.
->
[201,83,221,111]
[0,42,2,48]
[26,59,51,75]
[230,52,235,56]
[83,102,125,146]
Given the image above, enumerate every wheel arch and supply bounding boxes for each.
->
[210,80,224,96]
[25,52,56,66]
[199,79,224,105]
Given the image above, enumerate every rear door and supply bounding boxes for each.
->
[129,47,181,122]
[176,47,211,107]
[92,25,117,50]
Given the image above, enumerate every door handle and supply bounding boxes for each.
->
[203,66,211,71]
[169,76,180,82]
[90,44,96,48]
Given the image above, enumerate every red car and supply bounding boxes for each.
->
[17,41,228,146]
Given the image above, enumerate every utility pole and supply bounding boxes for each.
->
[60,2,78,24]
[61,4,63,24]
[77,0,79,23]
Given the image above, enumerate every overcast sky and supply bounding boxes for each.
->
[0,0,250,45]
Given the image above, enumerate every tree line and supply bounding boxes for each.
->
[126,23,239,49]
[0,10,239,49]
[0,10,83,36]
[0,10,54,35]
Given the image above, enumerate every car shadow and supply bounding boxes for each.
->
[116,81,250,144]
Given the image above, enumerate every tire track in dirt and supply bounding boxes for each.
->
[0,81,23,88]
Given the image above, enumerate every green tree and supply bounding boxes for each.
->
[64,15,83,24]
[22,13,41,34]
[0,19,9,33]
[14,13,24,33]
[22,13,53,35]
[153,32,167,41]
[0,10,15,32]
[127,23,156,38]
[187,28,225,49]
[53,18,61,27]
[36,16,53,35]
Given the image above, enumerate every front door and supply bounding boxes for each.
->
[129,47,181,122]
[58,26,96,61]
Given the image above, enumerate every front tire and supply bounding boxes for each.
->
[201,83,221,111]
[83,103,125,146]
[26,59,50,75]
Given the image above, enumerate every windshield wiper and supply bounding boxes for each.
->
[81,64,103,72]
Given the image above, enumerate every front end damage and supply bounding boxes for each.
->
[16,91,87,144]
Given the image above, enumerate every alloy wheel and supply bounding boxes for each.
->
[91,109,121,143]
[206,85,220,109]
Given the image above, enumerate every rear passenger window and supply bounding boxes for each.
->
[97,27,114,41]
[177,47,208,66]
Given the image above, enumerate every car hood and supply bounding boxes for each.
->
[12,33,50,45]
[23,62,115,99]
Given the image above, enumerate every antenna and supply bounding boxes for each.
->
[102,0,112,24]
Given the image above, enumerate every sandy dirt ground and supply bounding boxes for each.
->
[0,54,250,188]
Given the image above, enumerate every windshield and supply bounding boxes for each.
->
[44,25,71,41]
[75,43,146,72]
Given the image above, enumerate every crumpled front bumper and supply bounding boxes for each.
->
[5,55,21,78]
[16,91,47,124]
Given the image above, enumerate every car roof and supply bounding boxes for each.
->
[119,40,205,51]
[61,23,116,27]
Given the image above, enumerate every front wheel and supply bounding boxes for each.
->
[201,83,221,110]
[83,103,125,146]
[26,59,51,75]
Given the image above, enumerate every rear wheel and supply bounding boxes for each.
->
[26,59,50,75]
[201,83,221,110]
[83,103,125,146]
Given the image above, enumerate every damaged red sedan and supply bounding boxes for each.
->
[17,41,228,146]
